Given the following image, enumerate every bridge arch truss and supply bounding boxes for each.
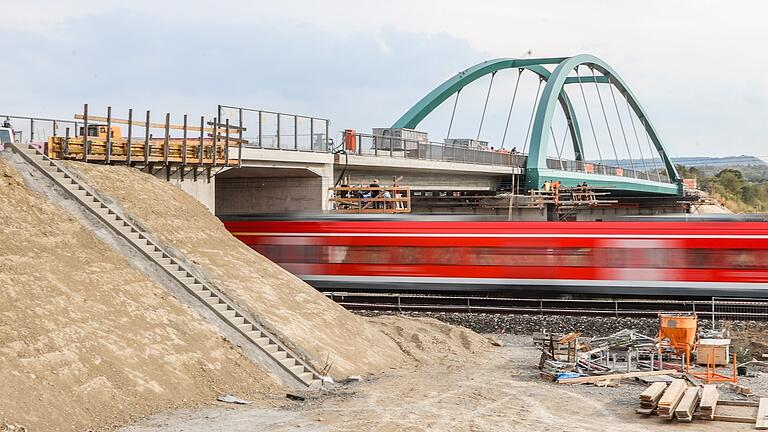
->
[392,55,681,195]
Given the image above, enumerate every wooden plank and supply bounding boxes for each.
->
[709,414,756,424]
[557,369,677,384]
[640,382,667,402]
[674,387,700,422]
[657,379,687,419]
[699,384,719,409]
[757,398,768,429]
[74,114,238,134]
[717,400,758,407]
[658,379,687,407]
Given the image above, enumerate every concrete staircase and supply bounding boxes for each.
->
[8,142,321,387]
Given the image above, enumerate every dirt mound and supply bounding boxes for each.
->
[368,316,491,363]
[63,162,413,378]
[0,156,279,431]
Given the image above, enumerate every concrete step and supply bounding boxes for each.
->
[281,357,297,368]
[272,350,288,361]
[238,323,253,332]
[221,310,237,319]
[299,372,314,383]
[254,337,271,347]
[289,365,305,375]
[263,344,279,354]
[230,316,245,325]
[212,302,229,312]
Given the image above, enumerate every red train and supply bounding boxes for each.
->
[221,217,768,297]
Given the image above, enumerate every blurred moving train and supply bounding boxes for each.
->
[221,216,768,297]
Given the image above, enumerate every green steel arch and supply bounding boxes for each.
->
[392,58,586,161]
[525,54,680,194]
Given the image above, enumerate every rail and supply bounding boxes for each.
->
[342,131,671,184]
[343,131,527,167]
[546,158,671,183]
[7,105,242,176]
[218,104,331,152]
[324,292,768,324]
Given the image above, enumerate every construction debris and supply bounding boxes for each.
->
[537,328,678,383]
[217,394,253,405]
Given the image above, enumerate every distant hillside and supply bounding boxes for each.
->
[590,155,768,168]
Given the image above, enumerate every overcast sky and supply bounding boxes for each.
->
[3,0,767,158]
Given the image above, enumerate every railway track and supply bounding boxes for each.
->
[323,292,768,321]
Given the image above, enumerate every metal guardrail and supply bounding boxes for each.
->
[344,131,528,167]
[546,158,671,183]
[324,292,768,323]
[1,114,81,145]
[218,104,331,153]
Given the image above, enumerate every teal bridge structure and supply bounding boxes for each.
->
[392,55,682,195]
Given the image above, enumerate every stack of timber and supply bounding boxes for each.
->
[656,379,687,419]
[673,387,700,422]
[698,384,718,420]
[637,382,667,414]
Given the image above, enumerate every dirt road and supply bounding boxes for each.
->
[122,335,750,432]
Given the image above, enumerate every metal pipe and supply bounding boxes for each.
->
[294,115,298,150]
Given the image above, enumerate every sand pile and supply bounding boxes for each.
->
[64,162,490,377]
[368,316,491,364]
[0,157,279,431]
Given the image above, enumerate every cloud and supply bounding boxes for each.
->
[3,0,767,157]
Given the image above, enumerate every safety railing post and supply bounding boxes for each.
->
[82,104,89,162]
[105,106,112,164]
[309,117,314,152]
[163,113,170,172]
[144,110,151,165]
[225,118,230,165]
[258,110,263,148]
[325,120,329,152]
[276,114,281,149]
[182,114,188,169]
[126,108,133,165]
[212,117,218,165]
[198,116,205,165]
[294,115,298,150]
[63,127,70,157]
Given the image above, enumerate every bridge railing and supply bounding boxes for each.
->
[546,158,671,183]
[218,105,331,152]
[345,131,528,168]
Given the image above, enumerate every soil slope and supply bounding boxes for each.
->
[0,156,279,431]
[64,162,489,378]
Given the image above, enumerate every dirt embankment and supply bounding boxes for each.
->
[64,162,488,379]
[0,156,280,431]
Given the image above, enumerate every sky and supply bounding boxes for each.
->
[3,0,768,158]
